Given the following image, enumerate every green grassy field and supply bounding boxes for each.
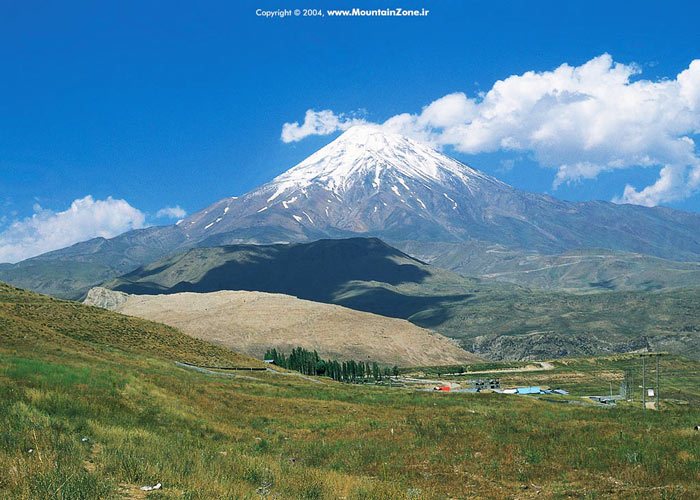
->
[402,355,700,406]
[1,283,699,499]
[497,356,700,403]
[0,283,263,369]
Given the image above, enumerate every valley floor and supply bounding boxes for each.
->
[1,336,699,499]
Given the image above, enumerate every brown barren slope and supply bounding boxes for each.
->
[85,287,481,366]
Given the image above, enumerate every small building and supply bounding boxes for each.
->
[516,386,541,395]
[589,394,623,404]
[263,359,275,364]
[470,378,501,390]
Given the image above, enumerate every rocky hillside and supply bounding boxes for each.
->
[395,241,700,291]
[85,287,482,367]
[99,238,700,361]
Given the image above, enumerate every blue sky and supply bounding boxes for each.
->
[1,0,700,261]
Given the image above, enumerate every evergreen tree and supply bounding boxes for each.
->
[264,346,400,386]
[332,360,341,381]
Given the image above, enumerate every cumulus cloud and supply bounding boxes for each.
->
[0,196,146,263]
[156,205,186,219]
[281,109,366,143]
[283,55,700,206]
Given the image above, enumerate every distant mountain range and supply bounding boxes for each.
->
[3,125,700,299]
[0,226,185,300]
[101,238,700,361]
[177,126,700,259]
[394,241,700,291]
[2,126,700,363]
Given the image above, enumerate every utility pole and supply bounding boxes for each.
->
[624,370,632,401]
[655,353,660,410]
[642,355,646,410]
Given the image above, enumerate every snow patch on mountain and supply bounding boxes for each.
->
[266,125,496,199]
[177,125,516,241]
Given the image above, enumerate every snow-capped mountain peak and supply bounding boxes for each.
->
[180,125,514,243]
[267,125,492,199]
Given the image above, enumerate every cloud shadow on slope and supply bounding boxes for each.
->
[112,238,458,312]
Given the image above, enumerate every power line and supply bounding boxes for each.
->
[639,352,664,410]
[656,353,660,410]
[642,355,646,410]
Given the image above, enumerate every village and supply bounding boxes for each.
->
[393,376,663,409]
[390,353,667,410]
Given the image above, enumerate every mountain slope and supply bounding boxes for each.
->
[84,287,482,366]
[4,285,700,499]
[180,126,700,259]
[0,281,263,367]
[106,238,442,301]
[102,238,700,361]
[4,125,700,300]
[0,225,186,300]
[395,240,700,291]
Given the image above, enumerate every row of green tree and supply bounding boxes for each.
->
[264,347,399,383]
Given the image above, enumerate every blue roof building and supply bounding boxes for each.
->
[516,386,541,395]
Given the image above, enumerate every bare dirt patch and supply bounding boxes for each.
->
[88,288,481,366]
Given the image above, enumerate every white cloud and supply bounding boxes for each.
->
[156,205,186,219]
[283,55,700,206]
[0,196,146,263]
[281,109,366,143]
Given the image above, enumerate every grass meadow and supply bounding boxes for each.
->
[1,282,699,499]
